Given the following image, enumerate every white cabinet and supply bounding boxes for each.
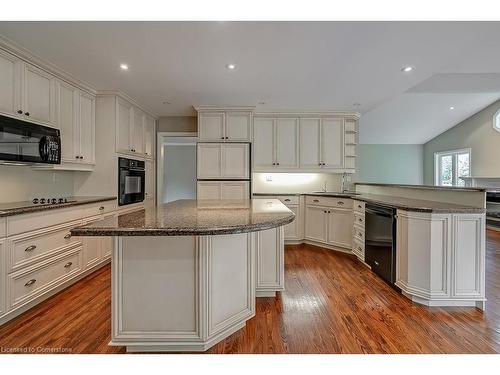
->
[77,91,95,164]
[131,108,144,155]
[0,49,20,117]
[256,227,284,296]
[305,206,328,243]
[252,117,299,170]
[0,239,5,317]
[299,118,322,169]
[197,143,249,179]
[116,97,133,155]
[82,217,103,269]
[145,160,156,201]
[0,50,56,127]
[197,181,250,200]
[327,209,353,248]
[197,110,252,142]
[144,115,156,159]
[284,205,300,240]
[23,63,57,127]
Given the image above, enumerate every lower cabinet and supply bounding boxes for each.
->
[283,205,300,240]
[0,240,5,317]
[305,204,353,249]
[256,227,284,296]
[197,181,250,200]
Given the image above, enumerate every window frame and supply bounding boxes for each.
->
[494,108,500,133]
[434,148,472,187]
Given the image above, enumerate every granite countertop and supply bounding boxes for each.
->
[252,192,485,213]
[354,182,487,193]
[71,199,295,236]
[0,196,117,217]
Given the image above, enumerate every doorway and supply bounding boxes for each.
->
[157,132,197,204]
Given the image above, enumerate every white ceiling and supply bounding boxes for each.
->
[0,21,499,144]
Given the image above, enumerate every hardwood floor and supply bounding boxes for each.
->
[1,231,500,354]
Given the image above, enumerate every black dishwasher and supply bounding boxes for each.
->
[365,203,397,286]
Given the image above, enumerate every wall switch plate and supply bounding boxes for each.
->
[266,175,273,182]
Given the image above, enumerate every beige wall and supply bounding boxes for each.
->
[157,116,197,133]
[424,99,500,184]
[0,166,75,203]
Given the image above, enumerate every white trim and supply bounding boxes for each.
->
[156,132,198,205]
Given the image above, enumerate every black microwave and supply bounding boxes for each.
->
[0,114,61,164]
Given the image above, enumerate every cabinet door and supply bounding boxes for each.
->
[78,91,95,164]
[284,205,299,240]
[275,118,299,169]
[253,117,275,169]
[327,209,353,248]
[57,81,78,163]
[225,112,251,141]
[131,108,144,155]
[299,118,321,169]
[0,50,20,117]
[198,112,225,141]
[0,240,5,317]
[321,118,344,169]
[222,143,249,179]
[144,115,156,159]
[145,160,155,201]
[23,63,56,126]
[221,181,250,199]
[83,217,103,269]
[197,181,221,200]
[305,206,328,243]
[197,143,222,179]
[116,97,132,154]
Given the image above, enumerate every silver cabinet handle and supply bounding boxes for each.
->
[358,218,363,222]
[99,206,105,211]
[25,245,37,252]
[64,262,73,268]
[337,201,345,205]
[64,233,71,239]
[284,199,291,202]
[358,205,362,208]
[313,199,319,202]
[25,279,36,287]
[374,261,379,266]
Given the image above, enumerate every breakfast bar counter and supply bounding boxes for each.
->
[71,199,294,352]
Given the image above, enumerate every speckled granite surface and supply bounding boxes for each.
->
[0,196,117,217]
[71,199,295,236]
[354,182,487,192]
[253,192,485,213]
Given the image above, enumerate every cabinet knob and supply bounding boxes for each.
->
[276,162,280,165]
[284,199,291,202]
[337,201,345,205]
[358,218,363,222]
[313,199,319,202]
[225,137,229,139]
[64,233,72,239]
[17,110,23,114]
[358,247,362,251]
[25,245,37,252]
[221,137,225,140]
[25,112,30,116]
[64,262,73,268]
[324,210,327,213]
[358,205,362,208]
[99,206,105,211]
[25,279,37,287]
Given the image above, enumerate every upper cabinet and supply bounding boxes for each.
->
[253,113,358,172]
[196,107,253,142]
[197,143,250,179]
[0,50,56,128]
[115,96,156,158]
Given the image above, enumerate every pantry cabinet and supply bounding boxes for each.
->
[197,108,252,142]
[253,116,299,170]
[197,143,249,179]
[197,181,250,200]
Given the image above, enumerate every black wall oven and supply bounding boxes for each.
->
[365,203,397,286]
[0,114,61,164]
[118,157,145,206]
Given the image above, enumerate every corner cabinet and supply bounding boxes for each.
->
[196,107,253,142]
[253,113,359,173]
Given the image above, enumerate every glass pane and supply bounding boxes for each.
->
[440,155,453,186]
[457,153,470,186]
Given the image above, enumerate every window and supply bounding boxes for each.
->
[434,148,471,187]
[494,109,500,133]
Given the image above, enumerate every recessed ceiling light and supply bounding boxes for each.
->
[226,63,236,70]
[353,103,361,107]
[258,101,266,105]
[449,106,455,110]
[162,100,171,105]
[401,66,414,73]
[120,63,129,70]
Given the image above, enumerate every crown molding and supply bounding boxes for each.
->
[254,111,361,119]
[193,105,256,112]
[96,90,159,119]
[0,34,97,95]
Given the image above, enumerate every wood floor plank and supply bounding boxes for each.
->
[1,230,499,354]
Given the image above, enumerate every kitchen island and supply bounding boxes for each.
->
[71,199,294,352]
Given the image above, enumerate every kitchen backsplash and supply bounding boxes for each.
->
[252,173,343,194]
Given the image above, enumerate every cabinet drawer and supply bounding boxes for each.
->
[306,196,353,208]
[353,212,365,228]
[353,238,364,253]
[353,226,365,242]
[9,221,83,271]
[9,247,83,309]
[353,200,365,213]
